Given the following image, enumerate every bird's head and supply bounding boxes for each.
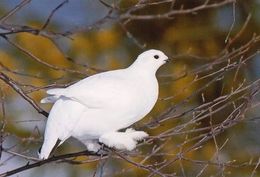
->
[130,49,169,73]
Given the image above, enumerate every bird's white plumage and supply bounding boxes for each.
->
[99,128,148,151]
[39,49,168,159]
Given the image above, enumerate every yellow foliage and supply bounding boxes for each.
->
[0,51,19,92]
[29,81,48,100]
[72,34,95,59]
[170,63,197,102]
[107,57,121,69]
[163,21,221,57]
[15,33,69,67]
[71,30,119,65]
[177,41,200,54]
[0,51,18,69]
[202,144,216,159]
[163,25,212,42]
[26,21,43,29]
[95,29,119,50]
[204,39,220,56]
[0,84,12,96]
[185,143,215,160]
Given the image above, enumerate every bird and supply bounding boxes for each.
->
[39,49,169,159]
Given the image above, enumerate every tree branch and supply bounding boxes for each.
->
[0,150,104,177]
[0,72,48,117]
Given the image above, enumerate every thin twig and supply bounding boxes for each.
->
[0,72,49,117]
[41,0,69,30]
[0,150,104,177]
[0,0,31,23]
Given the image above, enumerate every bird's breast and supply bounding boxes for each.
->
[106,76,159,129]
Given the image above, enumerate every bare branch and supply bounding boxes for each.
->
[0,72,48,117]
[40,0,69,31]
[0,0,31,23]
[0,150,104,177]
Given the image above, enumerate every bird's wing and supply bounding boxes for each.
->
[42,70,130,108]
[39,98,86,159]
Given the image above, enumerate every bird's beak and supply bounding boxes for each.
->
[164,58,171,63]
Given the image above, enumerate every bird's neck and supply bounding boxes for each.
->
[127,62,158,77]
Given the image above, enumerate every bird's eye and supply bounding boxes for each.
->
[154,55,159,59]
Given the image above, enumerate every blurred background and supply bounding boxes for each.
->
[0,0,260,176]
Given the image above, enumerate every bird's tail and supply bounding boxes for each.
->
[40,95,60,103]
[38,137,61,160]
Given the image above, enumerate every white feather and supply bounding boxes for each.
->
[39,49,168,159]
[99,129,148,150]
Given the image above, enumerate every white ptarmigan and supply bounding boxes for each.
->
[39,49,169,159]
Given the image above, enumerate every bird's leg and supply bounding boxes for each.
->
[98,143,109,157]
[99,130,148,151]
[125,128,149,141]
[83,140,101,152]
[99,132,136,150]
